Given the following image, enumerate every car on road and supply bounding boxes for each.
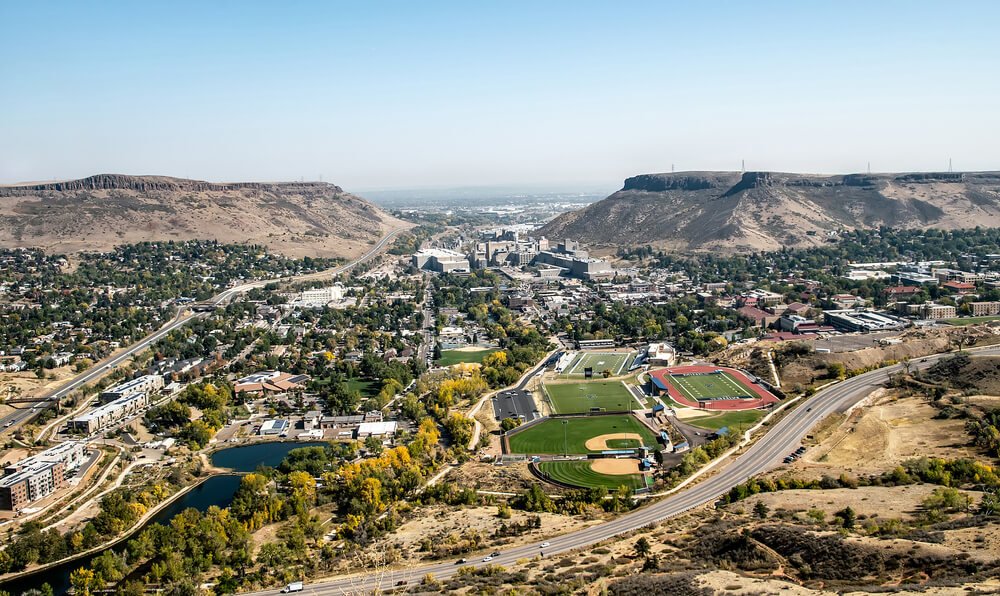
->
[490,551,501,557]
[540,542,550,548]
[482,556,493,562]
[3,421,12,428]
[806,407,812,412]
[455,558,467,565]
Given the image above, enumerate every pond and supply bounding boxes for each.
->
[211,440,327,472]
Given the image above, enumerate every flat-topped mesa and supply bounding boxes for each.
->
[622,172,736,192]
[0,174,343,196]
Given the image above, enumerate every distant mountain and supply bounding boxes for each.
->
[539,171,1000,253]
[0,174,409,257]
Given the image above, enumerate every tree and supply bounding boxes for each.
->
[634,537,651,558]
[752,500,770,519]
[834,506,856,529]
[500,417,521,433]
[69,567,96,596]
[364,434,384,455]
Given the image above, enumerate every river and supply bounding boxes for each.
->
[0,441,326,595]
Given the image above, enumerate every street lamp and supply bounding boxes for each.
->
[562,420,568,457]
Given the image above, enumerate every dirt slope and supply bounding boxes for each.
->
[0,174,410,258]
[540,170,1000,253]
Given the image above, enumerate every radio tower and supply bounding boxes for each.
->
[949,158,953,173]
[741,159,745,173]
[867,161,871,175]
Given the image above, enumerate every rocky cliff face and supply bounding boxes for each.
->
[539,171,1000,253]
[0,174,408,258]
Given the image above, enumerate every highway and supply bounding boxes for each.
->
[245,347,999,595]
[0,229,405,435]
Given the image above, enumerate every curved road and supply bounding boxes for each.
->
[246,346,999,594]
[0,230,405,435]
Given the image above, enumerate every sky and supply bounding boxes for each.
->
[2,1,999,192]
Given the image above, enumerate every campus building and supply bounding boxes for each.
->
[412,248,470,273]
[971,301,1000,317]
[0,442,85,511]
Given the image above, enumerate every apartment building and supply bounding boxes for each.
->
[0,460,66,511]
[70,392,150,434]
[971,301,1000,317]
[99,374,163,404]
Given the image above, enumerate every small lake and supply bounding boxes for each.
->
[1,441,325,595]
[211,440,327,472]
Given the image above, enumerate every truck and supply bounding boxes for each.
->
[281,581,303,593]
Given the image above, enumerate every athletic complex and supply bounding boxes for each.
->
[648,365,779,410]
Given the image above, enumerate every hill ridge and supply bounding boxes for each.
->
[540,170,1000,253]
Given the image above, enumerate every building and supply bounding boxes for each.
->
[234,371,309,395]
[99,374,164,404]
[907,303,957,320]
[70,392,150,434]
[533,250,614,280]
[932,268,983,284]
[646,343,676,366]
[778,314,815,332]
[355,421,398,439]
[824,310,907,332]
[884,286,921,300]
[412,249,469,273]
[291,285,344,308]
[942,281,976,295]
[0,460,66,511]
[971,302,1000,317]
[259,419,289,436]
[736,305,779,328]
[577,338,616,349]
[4,441,86,476]
[895,273,938,286]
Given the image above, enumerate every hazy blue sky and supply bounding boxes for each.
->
[2,1,998,191]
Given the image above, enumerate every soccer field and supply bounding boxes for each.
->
[544,381,637,414]
[507,415,657,455]
[667,371,758,402]
[561,351,635,377]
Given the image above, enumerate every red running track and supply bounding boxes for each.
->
[649,365,780,411]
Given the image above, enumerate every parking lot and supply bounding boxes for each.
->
[492,389,539,423]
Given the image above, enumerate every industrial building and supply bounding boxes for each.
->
[823,310,907,332]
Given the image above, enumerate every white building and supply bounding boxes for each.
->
[646,343,677,366]
[259,419,289,436]
[355,421,398,439]
[292,285,345,308]
[412,249,469,273]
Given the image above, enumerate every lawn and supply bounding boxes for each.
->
[543,380,638,414]
[344,378,380,397]
[436,348,500,366]
[561,351,635,377]
[536,460,646,490]
[665,371,758,402]
[507,415,658,455]
[686,409,765,431]
[944,316,1000,326]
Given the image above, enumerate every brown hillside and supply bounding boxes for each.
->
[0,174,410,258]
[540,170,1000,253]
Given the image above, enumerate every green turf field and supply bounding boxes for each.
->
[561,351,635,377]
[686,409,765,431]
[944,316,1000,326]
[344,378,380,397]
[436,348,500,366]
[666,371,757,402]
[536,460,646,490]
[543,380,637,414]
[507,415,657,455]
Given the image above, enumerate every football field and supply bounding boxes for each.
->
[667,370,757,402]
[561,351,635,377]
[543,380,638,414]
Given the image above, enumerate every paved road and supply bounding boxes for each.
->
[0,230,405,435]
[243,348,997,595]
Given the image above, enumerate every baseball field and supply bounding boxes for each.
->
[507,415,658,455]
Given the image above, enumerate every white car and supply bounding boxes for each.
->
[482,556,493,562]
[540,542,550,548]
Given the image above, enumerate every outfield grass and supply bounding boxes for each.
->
[561,352,635,377]
[537,460,645,490]
[944,316,1000,327]
[508,415,657,455]
[544,380,637,414]
[665,371,757,402]
[686,409,765,431]
[436,348,500,366]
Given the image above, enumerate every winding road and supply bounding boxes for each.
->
[245,346,999,594]
[0,230,405,435]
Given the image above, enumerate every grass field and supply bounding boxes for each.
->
[561,351,635,377]
[944,316,1000,327]
[544,380,637,414]
[344,378,380,397]
[687,409,765,431]
[436,348,500,366]
[536,460,646,490]
[507,415,657,455]
[665,370,758,402]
